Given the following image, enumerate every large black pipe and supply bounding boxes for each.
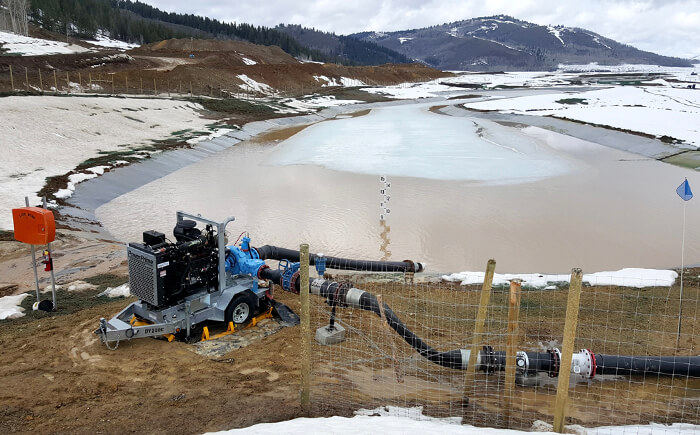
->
[254,245,424,273]
[596,355,700,377]
[302,278,700,378]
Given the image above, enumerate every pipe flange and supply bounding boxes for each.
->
[290,271,300,294]
[547,348,561,377]
[481,345,497,373]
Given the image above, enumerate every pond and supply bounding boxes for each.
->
[96,100,700,274]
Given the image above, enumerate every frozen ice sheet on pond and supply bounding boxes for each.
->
[0,294,29,320]
[265,104,575,183]
[442,268,678,288]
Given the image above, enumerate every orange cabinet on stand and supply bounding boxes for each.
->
[12,206,56,245]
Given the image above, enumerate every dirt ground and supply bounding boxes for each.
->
[0,289,307,435]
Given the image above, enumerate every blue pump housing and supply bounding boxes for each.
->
[226,236,266,292]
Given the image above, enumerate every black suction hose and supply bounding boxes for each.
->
[254,245,424,273]
[259,272,700,378]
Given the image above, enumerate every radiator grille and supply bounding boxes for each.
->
[127,246,160,306]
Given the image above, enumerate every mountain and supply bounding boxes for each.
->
[275,24,411,65]
[350,15,693,71]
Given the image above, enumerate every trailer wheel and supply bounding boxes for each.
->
[225,293,255,324]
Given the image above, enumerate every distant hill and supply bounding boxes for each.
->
[275,24,411,65]
[350,15,693,71]
[26,0,412,66]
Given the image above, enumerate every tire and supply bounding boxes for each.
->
[225,293,256,325]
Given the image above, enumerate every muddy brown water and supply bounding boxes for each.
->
[96,101,700,275]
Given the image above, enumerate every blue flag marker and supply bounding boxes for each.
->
[676,178,693,201]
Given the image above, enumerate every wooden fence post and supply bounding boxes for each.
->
[465,259,496,392]
[9,65,13,91]
[553,268,583,433]
[140,77,143,95]
[53,70,57,93]
[24,67,28,92]
[89,72,92,91]
[153,77,157,95]
[504,279,522,423]
[125,75,128,94]
[66,72,70,93]
[112,74,115,94]
[167,79,170,97]
[78,72,82,92]
[299,243,311,415]
[38,69,43,92]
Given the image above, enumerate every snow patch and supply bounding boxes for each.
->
[0,31,91,55]
[241,57,257,66]
[84,31,139,50]
[0,293,29,320]
[547,25,566,46]
[442,268,678,288]
[236,74,273,94]
[186,128,234,145]
[398,37,413,44]
[97,284,130,298]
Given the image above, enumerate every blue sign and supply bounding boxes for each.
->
[676,178,693,201]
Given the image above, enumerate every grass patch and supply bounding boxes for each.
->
[556,98,588,105]
[190,97,276,115]
[0,230,15,241]
[83,273,128,291]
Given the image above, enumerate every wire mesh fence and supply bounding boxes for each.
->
[304,262,700,432]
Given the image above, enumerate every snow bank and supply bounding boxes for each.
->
[463,86,700,147]
[96,284,130,298]
[0,293,29,320]
[442,268,678,288]
[241,57,257,66]
[42,280,97,293]
[204,406,700,434]
[0,96,211,230]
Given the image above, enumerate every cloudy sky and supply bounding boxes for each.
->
[141,0,699,58]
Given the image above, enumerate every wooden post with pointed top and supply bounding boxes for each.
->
[504,279,522,423]
[9,65,14,92]
[553,268,583,433]
[299,243,311,415]
[465,259,496,390]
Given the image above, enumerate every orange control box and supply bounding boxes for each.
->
[12,207,56,245]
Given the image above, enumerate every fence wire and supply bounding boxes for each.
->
[307,266,700,432]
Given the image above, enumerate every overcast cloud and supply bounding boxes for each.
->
[141,0,700,59]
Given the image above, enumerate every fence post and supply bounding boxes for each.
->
[140,77,143,95]
[299,243,311,415]
[465,259,496,390]
[112,74,115,94]
[125,75,128,94]
[153,77,157,96]
[53,70,57,94]
[38,69,43,92]
[167,79,170,97]
[66,72,70,93]
[553,268,583,433]
[25,67,28,92]
[9,65,13,91]
[78,72,82,92]
[504,279,522,423]
[89,72,92,91]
